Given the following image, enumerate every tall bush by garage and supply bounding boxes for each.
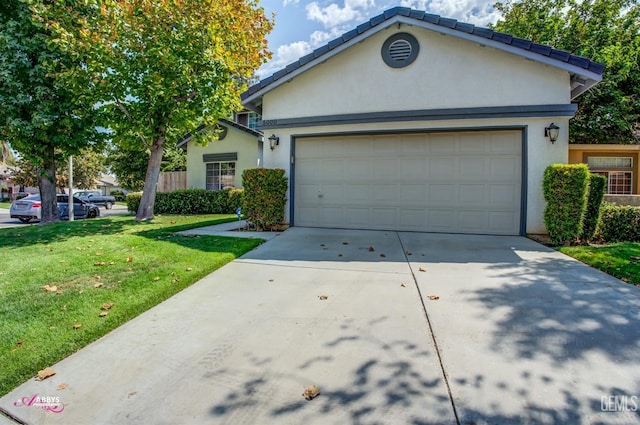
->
[242,168,287,230]
[580,173,607,241]
[598,204,640,242]
[542,164,589,245]
[125,189,243,215]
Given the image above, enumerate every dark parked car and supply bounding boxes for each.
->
[73,190,116,209]
[10,194,100,223]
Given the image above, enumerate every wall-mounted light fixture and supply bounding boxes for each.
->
[268,134,279,150]
[545,123,560,143]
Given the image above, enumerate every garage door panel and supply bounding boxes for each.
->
[295,130,521,235]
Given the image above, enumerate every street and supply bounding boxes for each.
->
[0,204,130,228]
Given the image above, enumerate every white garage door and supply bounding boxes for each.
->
[294,130,522,235]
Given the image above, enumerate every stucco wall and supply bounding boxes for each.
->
[263,28,570,119]
[568,145,640,195]
[186,126,261,189]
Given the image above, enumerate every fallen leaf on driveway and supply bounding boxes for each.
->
[368,246,375,252]
[418,267,426,272]
[621,277,629,283]
[319,295,328,300]
[57,383,67,390]
[342,242,349,245]
[337,254,342,257]
[401,283,407,287]
[302,385,320,400]
[36,368,56,381]
[406,251,412,256]
[427,295,440,300]
[380,253,386,258]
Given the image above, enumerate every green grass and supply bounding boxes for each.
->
[560,243,640,286]
[0,202,11,209]
[0,214,263,396]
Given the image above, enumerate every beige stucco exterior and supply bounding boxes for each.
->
[185,124,262,190]
[255,27,577,234]
[569,144,640,195]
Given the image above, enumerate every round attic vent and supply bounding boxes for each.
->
[382,33,419,68]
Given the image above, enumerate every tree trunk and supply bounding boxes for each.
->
[135,137,165,221]
[39,146,60,224]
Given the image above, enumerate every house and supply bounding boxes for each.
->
[241,6,603,235]
[569,144,640,205]
[94,174,126,196]
[179,118,263,190]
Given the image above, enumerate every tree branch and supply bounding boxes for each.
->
[174,90,197,103]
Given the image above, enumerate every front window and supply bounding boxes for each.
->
[587,156,634,195]
[206,162,235,190]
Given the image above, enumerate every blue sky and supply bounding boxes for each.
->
[257,0,503,78]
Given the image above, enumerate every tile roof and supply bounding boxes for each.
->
[242,6,604,104]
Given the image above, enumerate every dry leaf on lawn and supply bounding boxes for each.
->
[126,257,133,263]
[94,282,103,288]
[302,385,320,400]
[16,341,23,346]
[57,383,68,390]
[186,267,193,271]
[99,311,108,317]
[153,277,160,281]
[41,285,58,292]
[428,295,440,300]
[101,303,114,310]
[36,368,56,381]
[73,324,82,329]
[94,261,106,266]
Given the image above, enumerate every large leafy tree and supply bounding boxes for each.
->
[0,1,103,223]
[106,144,186,191]
[13,148,105,192]
[46,0,272,220]
[493,0,640,143]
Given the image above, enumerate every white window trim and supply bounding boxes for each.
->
[205,161,236,191]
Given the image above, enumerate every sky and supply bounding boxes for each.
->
[256,0,505,79]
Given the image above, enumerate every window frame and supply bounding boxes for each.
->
[583,152,637,195]
[205,161,236,191]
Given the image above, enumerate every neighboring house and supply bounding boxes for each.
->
[0,164,37,200]
[179,118,263,190]
[94,174,126,196]
[241,6,603,236]
[569,144,640,205]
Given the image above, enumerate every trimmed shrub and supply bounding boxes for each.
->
[125,189,242,215]
[126,192,142,213]
[580,173,607,242]
[242,168,287,230]
[542,164,589,245]
[111,190,126,202]
[598,203,640,242]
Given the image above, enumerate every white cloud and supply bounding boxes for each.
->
[282,0,299,6]
[400,0,501,26]
[306,0,377,29]
[257,41,312,78]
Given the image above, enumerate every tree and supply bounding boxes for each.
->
[493,0,640,143]
[46,0,273,220]
[106,143,186,192]
[0,1,104,223]
[0,141,16,166]
[13,148,105,192]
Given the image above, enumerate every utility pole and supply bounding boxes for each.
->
[68,155,74,221]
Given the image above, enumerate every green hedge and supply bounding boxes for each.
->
[111,190,126,202]
[242,168,287,230]
[126,189,243,215]
[598,203,640,242]
[542,164,589,245]
[580,173,607,242]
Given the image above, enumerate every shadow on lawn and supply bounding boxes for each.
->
[0,216,240,249]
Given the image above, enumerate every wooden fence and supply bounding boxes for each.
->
[157,171,186,192]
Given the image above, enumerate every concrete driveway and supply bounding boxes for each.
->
[1,228,639,425]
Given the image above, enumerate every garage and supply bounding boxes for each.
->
[294,130,523,235]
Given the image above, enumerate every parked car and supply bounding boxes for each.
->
[73,190,116,209]
[10,194,100,223]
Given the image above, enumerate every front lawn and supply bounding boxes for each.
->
[0,214,262,396]
[0,202,11,209]
[560,243,640,286]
